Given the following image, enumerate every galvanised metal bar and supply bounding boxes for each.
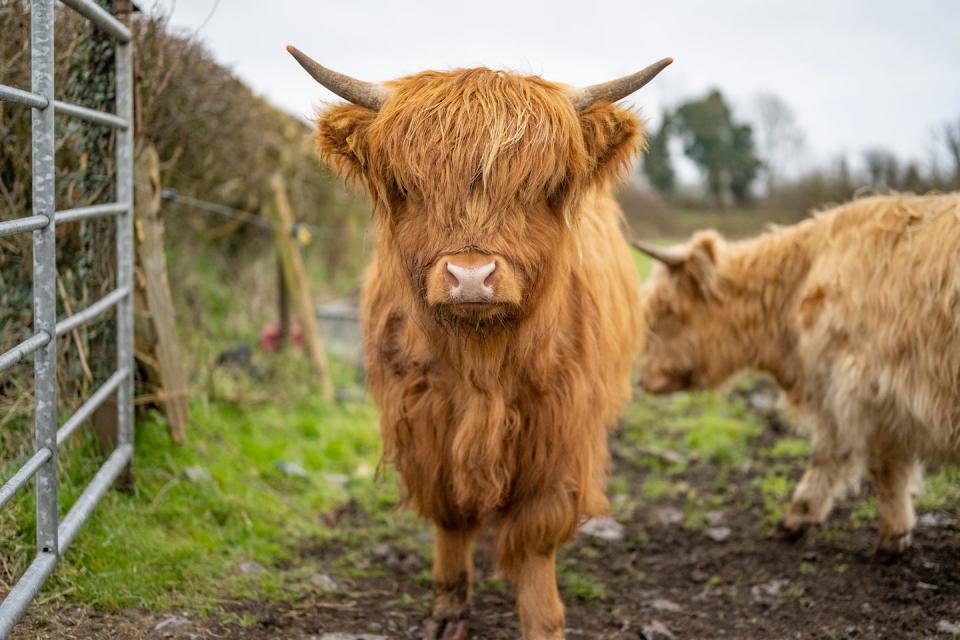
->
[115,38,134,453]
[57,444,133,555]
[54,286,129,337]
[0,2,137,635]
[0,449,52,511]
[57,0,130,43]
[0,553,58,639]
[0,84,48,109]
[0,332,51,373]
[55,201,128,224]
[56,368,129,447]
[0,215,49,238]
[53,99,128,129]
[31,0,58,566]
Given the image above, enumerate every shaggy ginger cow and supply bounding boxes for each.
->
[288,47,670,638]
[635,193,960,555]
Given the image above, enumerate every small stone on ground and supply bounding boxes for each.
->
[183,466,211,483]
[153,615,190,631]
[641,619,675,639]
[579,516,625,541]
[705,526,732,542]
[937,620,960,635]
[651,598,683,612]
[274,460,309,479]
[310,573,337,591]
[237,560,265,575]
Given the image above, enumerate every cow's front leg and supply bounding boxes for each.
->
[868,437,919,557]
[513,548,565,640]
[497,494,572,640]
[776,437,863,541]
[423,525,479,640]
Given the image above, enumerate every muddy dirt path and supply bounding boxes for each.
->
[14,394,960,640]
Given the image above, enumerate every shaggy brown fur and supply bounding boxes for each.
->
[314,68,644,639]
[638,193,960,554]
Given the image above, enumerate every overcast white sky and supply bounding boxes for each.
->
[153,0,960,174]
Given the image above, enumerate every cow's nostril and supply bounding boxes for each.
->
[483,262,498,287]
[443,262,459,287]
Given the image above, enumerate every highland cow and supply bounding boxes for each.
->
[288,46,670,639]
[635,193,960,555]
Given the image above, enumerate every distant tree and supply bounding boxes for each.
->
[863,148,901,189]
[673,89,761,206]
[642,111,675,194]
[901,162,925,192]
[729,123,761,203]
[753,93,806,193]
[836,155,853,196]
[943,117,960,185]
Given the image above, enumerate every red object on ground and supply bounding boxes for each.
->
[259,321,303,352]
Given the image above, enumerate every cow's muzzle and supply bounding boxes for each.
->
[425,251,521,310]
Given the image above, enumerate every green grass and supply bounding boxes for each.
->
[621,390,763,469]
[558,560,607,602]
[0,353,386,611]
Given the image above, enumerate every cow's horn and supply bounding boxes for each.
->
[632,239,685,269]
[286,45,390,110]
[570,58,673,111]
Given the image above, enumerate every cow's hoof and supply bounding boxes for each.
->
[423,618,469,640]
[770,520,808,543]
[873,530,912,563]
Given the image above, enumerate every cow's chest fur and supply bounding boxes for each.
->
[368,313,608,529]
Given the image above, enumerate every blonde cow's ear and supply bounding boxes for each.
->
[578,102,645,189]
[314,104,378,184]
[679,231,724,301]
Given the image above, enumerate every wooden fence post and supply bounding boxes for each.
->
[265,172,334,401]
[134,142,189,442]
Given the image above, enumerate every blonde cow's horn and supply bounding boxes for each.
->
[632,239,685,269]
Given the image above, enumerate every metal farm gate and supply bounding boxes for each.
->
[0,0,135,635]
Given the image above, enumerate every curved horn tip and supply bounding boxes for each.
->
[631,239,685,269]
[572,56,674,110]
[284,45,389,111]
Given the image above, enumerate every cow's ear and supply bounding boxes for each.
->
[679,231,723,300]
[314,104,378,183]
[579,102,645,188]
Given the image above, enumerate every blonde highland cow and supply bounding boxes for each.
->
[635,193,960,555]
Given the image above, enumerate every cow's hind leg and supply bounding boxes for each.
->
[423,525,478,640]
[868,436,919,558]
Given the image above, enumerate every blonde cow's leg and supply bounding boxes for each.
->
[868,436,920,556]
[777,425,863,540]
[423,526,479,640]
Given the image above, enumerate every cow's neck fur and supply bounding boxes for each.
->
[713,222,820,396]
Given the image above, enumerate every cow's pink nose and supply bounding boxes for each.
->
[446,260,496,302]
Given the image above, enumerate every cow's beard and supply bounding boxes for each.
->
[431,302,522,336]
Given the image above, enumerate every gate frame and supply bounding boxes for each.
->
[0,0,135,636]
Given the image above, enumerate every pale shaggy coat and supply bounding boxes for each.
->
[638,193,960,551]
